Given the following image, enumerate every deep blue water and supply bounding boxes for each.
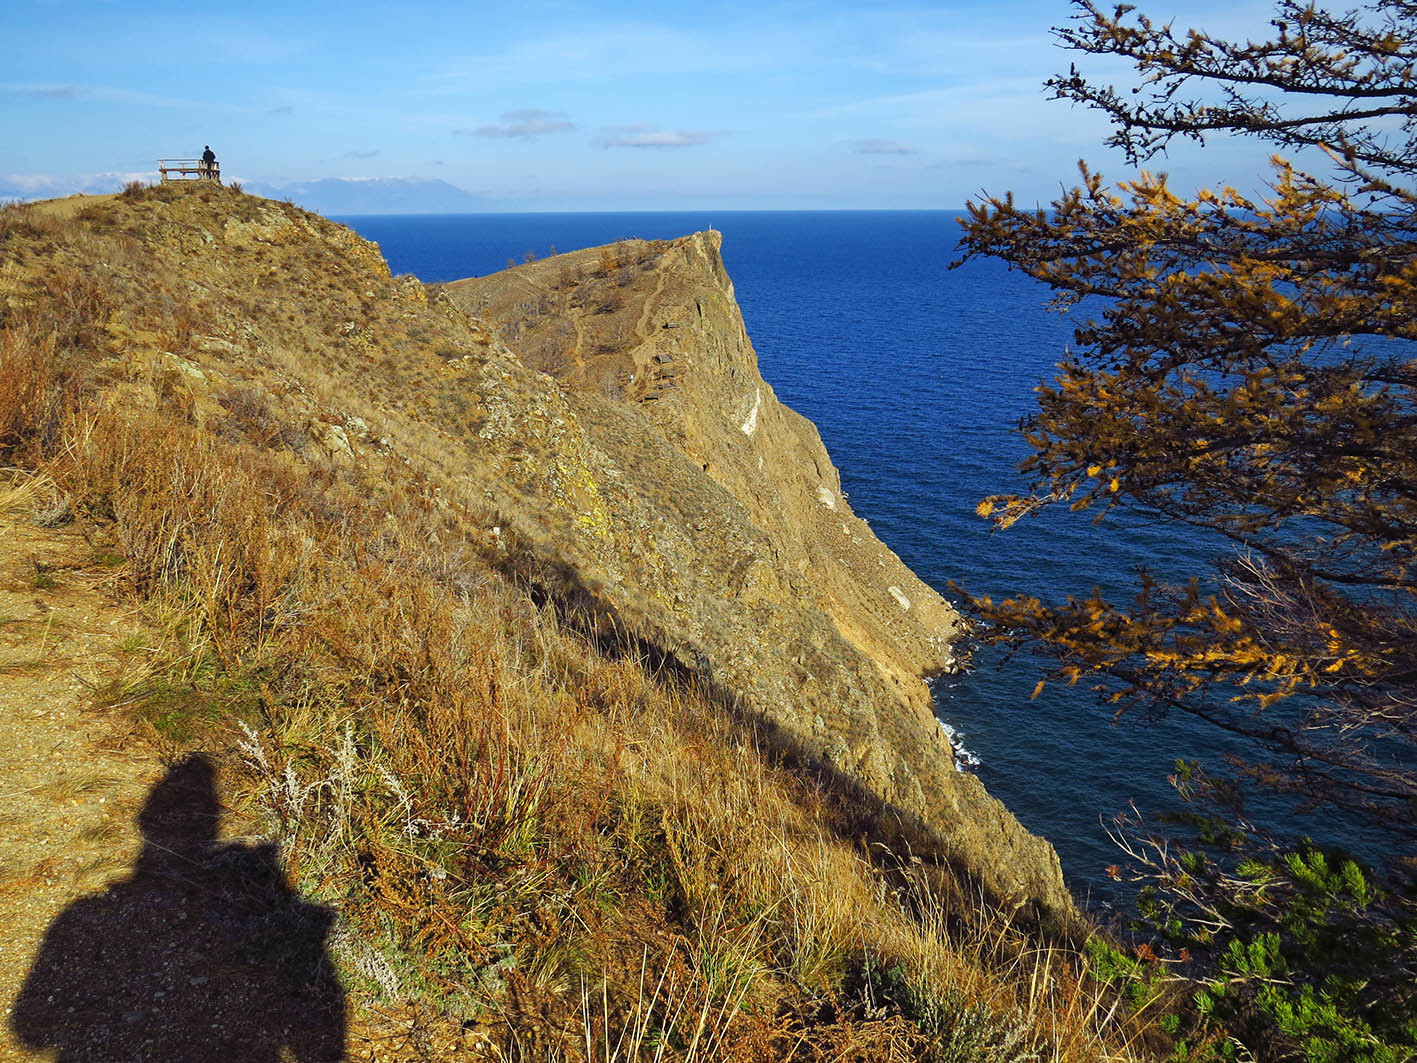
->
[334,211,1295,910]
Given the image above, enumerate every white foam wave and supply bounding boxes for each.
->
[938,718,981,772]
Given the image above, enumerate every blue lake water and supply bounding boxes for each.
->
[335,210,1307,911]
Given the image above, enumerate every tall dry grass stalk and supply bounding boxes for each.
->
[0,471,56,518]
[577,945,754,1063]
[0,325,67,466]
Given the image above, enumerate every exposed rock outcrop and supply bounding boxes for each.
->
[3,186,1072,919]
[445,234,1072,918]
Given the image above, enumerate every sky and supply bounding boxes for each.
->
[4,0,1285,211]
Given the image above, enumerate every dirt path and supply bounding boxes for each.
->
[631,257,669,344]
[26,193,118,220]
[0,495,494,1060]
[0,507,163,1061]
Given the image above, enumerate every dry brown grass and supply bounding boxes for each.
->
[0,189,1170,1061]
[0,326,65,466]
[0,471,56,518]
[61,401,1149,1058]
[0,200,72,242]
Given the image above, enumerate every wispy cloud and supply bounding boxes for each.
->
[0,82,202,109]
[598,125,714,149]
[179,23,307,66]
[346,148,381,159]
[429,21,776,89]
[269,104,295,116]
[23,84,88,99]
[458,109,575,140]
[846,138,915,155]
[803,80,1043,122]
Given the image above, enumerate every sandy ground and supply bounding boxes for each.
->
[0,490,497,1061]
[0,505,164,1061]
[23,193,120,220]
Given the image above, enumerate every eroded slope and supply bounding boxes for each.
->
[1,186,1068,917]
[447,234,1068,915]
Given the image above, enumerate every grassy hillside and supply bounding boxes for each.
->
[0,185,1166,1061]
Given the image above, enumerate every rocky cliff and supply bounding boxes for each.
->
[443,234,1070,917]
[1,186,1070,918]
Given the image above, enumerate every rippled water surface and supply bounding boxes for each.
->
[338,210,1297,910]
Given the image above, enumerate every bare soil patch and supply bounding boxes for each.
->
[0,515,162,1060]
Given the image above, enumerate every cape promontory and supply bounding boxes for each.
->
[0,188,1069,920]
[441,232,1071,916]
[0,182,1118,1060]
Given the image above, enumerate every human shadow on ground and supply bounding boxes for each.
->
[10,753,345,1061]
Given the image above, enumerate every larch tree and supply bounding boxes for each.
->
[957,1,1417,1056]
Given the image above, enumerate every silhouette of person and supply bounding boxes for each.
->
[11,754,345,1061]
[201,145,216,178]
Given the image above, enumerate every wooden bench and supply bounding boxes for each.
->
[158,159,221,184]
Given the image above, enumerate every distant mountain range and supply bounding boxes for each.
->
[0,174,144,201]
[1,175,488,215]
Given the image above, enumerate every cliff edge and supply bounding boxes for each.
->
[0,188,1070,920]
[444,234,1070,917]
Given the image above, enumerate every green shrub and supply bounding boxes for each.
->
[1137,835,1417,1062]
[861,956,1043,1063]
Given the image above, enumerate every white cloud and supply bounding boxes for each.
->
[0,82,199,108]
[847,138,915,155]
[429,21,776,88]
[599,125,714,149]
[0,171,150,199]
[458,109,575,140]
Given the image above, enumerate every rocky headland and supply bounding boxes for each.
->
[442,233,1070,916]
[0,184,1101,1060]
[0,188,1068,915]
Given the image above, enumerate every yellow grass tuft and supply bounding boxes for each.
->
[0,472,56,517]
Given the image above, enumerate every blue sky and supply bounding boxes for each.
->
[4,0,1280,210]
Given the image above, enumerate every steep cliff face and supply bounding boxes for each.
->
[444,234,1071,917]
[447,235,959,709]
[2,187,1070,917]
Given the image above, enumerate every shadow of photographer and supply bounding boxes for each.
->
[11,753,345,1061]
